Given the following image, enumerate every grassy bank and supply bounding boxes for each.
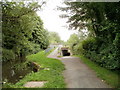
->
[4,50,66,88]
[76,54,119,88]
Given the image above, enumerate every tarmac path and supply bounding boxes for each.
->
[47,47,110,88]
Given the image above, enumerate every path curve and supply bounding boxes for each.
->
[48,47,111,88]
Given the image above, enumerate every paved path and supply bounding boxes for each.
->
[48,47,110,88]
[47,47,59,59]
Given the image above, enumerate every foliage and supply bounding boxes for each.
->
[60,2,120,70]
[72,43,83,55]
[3,51,66,88]
[76,55,119,88]
[82,37,97,51]
[67,34,79,47]
[2,48,15,62]
[48,31,62,44]
[2,2,49,62]
[66,33,80,53]
[29,17,49,49]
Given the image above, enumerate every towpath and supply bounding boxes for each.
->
[48,47,110,88]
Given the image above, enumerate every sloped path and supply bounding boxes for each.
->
[48,47,111,88]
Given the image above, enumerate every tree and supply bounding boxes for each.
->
[67,33,79,49]
[48,32,62,44]
[29,16,49,49]
[59,2,120,70]
[2,1,49,62]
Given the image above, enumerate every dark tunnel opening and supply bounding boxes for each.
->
[62,50,70,56]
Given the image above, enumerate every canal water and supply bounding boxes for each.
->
[2,61,32,84]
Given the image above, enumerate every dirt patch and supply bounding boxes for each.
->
[24,81,47,88]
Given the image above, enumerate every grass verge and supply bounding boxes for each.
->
[76,54,119,88]
[4,50,66,88]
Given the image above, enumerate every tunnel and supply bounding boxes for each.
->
[62,50,70,56]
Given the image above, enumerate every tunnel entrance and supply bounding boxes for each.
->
[61,47,70,56]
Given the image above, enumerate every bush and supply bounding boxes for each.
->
[73,36,119,70]
[29,43,42,54]
[73,43,84,55]
[99,45,119,69]
[2,48,15,62]
[82,37,98,51]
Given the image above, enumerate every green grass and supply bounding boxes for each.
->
[4,50,66,88]
[76,54,119,88]
[57,55,62,58]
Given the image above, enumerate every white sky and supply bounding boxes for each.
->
[37,0,77,41]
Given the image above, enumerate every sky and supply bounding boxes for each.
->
[37,0,77,41]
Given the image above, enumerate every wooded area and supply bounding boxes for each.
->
[2,1,64,87]
[1,1,120,88]
[2,2,62,63]
[2,2,48,62]
[60,2,120,70]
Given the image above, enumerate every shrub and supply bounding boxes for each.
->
[2,48,15,62]
[73,43,84,55]
[30,43,42,54]
[82,37,98,51]
[99,44,119,69]
[77,37,119,70]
